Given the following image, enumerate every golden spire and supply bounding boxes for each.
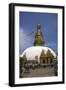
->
[34,24,44,46]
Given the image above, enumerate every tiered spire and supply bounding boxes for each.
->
[34,24,44,46]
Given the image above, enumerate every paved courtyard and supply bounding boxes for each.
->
[20,66,57,78]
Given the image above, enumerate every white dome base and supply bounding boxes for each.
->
[20,46,56,61]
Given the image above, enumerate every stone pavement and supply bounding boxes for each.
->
[20,66,57,78]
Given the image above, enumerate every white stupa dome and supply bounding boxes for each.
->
[20,46,56,61]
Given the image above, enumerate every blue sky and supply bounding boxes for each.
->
[19,12,58,55]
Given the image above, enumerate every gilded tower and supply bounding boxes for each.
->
[34,24,44,46]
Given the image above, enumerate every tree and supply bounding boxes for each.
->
[20,53,27,67]
[22,53,27,61]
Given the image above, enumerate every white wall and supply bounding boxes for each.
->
[0,0,66,90]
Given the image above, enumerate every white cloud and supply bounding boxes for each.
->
[19,28,26,48]
[19,28,33,50]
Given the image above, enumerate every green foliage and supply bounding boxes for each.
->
[19,53,27,67]
[22,53,27,60]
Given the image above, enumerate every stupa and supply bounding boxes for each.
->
[20,24,57,64]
